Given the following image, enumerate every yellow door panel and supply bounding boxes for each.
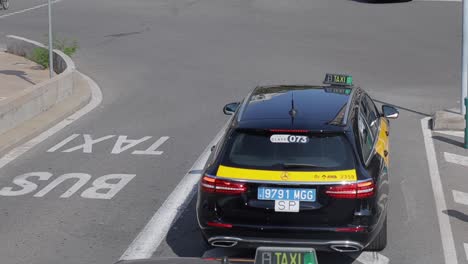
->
[375,118,389,165]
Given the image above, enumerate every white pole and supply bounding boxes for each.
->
[462,0,468,114]
[48,0,54,78]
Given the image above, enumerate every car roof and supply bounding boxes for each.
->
[236,85,357,132]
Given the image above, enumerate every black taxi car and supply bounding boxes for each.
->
[196,74,399,253]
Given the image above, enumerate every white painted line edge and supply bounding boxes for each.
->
[120,118,232,260]
[0,71,103,170]
[452,190,468,206]
[464,243,468,261]
[421,117,458,264]
[444,152,468,167]
[354,252,389,264]
[0,0,62,19]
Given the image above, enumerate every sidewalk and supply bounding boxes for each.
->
[0,51,49,100]
[0,35,94,158]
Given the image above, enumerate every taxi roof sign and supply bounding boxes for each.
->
[323,73,353,86]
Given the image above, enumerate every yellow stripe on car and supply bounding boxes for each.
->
[375,118,389,165]
[216,165,357,182]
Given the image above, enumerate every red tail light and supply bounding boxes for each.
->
[335,226,365,232]
[201,176,247,194]
[269,129,309,133]
[207,222,233,228]
[325,180,375,199]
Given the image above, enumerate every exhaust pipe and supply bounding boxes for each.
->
[330,244,362,253]
[210,240,238,248]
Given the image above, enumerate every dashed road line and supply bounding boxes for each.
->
[453,190,468,206]
[421,117,458,264]
[444,152,468,167]
[0,0,62,19]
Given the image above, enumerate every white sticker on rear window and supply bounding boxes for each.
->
[270,134,309,144]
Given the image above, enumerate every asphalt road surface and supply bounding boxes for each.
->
[0,0,466,264]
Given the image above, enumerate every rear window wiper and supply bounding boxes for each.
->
[281,163,326,169]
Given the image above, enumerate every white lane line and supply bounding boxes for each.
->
[434,131,464,138]
[0,71,102,169]
[444,152,468,167]
[453,190,468,206]
[421,117,458,264]
[0,0,62,19]
[120,118,231,260]
[354,252,389,264]
[464,243,468,261]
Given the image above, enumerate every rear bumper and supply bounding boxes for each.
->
[206,235,365,252]
[200,227,375,252]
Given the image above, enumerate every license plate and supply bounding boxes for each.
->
[255,247,318,264]
[257,187,316,202]
[274,200,299,212]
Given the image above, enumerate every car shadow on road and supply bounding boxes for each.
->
[166,192,373,263]
[432,136,465,149]
[165,194,210,257]
[444,209,468,223]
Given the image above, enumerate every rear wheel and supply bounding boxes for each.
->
[366,216,387,251]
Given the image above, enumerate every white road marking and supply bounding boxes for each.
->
[48,134,169,154]
[62,134,115,153]
[80,174,136,199]
[111,136,152,154]
[464,243,468,261]
[132,136,170,155]
[33,173,92,198]
[421,117,458,264]
[0,71,102,170]
[434,131,464,138]
[444,152,468,167]
[453,190,468,206]
[0,172,135,199]
[0,0,62,19]
[47,134,80,152]
[0,172,53,196]
[354,252,389,264]
[120,119,231,260]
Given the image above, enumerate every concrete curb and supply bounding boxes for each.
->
[432,110,466,131]
[0,35,94,157]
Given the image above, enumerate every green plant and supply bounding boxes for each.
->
[30,36,79,68]
[53,37,79,57]
[30,47,50,68]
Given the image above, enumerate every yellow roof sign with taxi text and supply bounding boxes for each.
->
[216,165,357,182]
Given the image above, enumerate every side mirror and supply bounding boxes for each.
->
[223,102,240,115]
[382,105,399,119]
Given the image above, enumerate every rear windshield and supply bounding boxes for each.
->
[221,130,356,171]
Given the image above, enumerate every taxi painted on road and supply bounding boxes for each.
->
[196,74,399,252]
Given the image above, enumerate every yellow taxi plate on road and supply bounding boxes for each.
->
[216,165,357,182]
